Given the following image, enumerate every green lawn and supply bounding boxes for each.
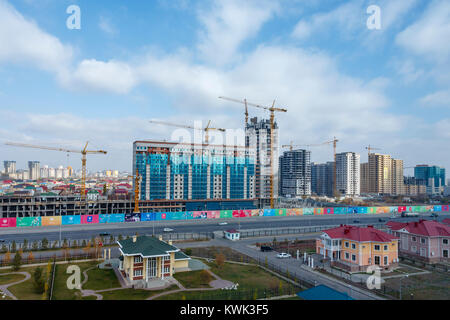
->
[83,267,120,291]
[8,266,44,300]
[51,261,98,300]
[207,261,292,292]
[0,273,26,285]
[100,285,179,300]
[173,270,212,289]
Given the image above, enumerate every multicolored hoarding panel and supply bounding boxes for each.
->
[99,214,125,224]
[347,207,358,214]
[263,209,276,217]
[434,206,442,212]
[17,217,41,227]
[398,206,406,213]
[250,209,264,217]
[303,208,314,215]
[368,207,377,214]
[124,213,140,222]
[357,207,368,214]
[140,212,156,221]
[286,208,302,216]
[81,215,99,224]
[275,209,286,216]
[41,216,62,226]
[314,208,324,215]
[443,205,449,211]
[193,211,207,219]
[324,208,334,215]
[334,207,345,214]
[220,210,233,218]
[206,211,220,219]
[0,218,16,228]
[62,215,81,225]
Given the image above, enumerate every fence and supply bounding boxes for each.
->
[0,232,214,253]
[0,252,100,268]
[239,223,386,239]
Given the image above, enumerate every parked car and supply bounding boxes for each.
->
[378,218,385,222]
[276,252,291,259]
[260,246,273,252]
[163,228,174,232]
[99,232,111,237]
[0,239,5,243]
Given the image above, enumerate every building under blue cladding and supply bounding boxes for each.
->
[414,165,446,188]
[133,141,256,202]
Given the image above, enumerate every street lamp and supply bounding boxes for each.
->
[399,274,408,300]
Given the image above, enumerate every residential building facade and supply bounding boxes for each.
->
[133,141,255,202]
[316,225,399,272]
[336,152,360,197]
[279,149,311,197]
[311,162,334,197]
[386,220,450,263]
[368,153,404,195]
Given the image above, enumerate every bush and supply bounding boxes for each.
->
[12,251,22,271]
[33,267,45,294]
[184,248,192,256]
[42,238,49,250]
[200,270,212,284]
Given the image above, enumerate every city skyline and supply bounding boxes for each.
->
[0,0,449,173]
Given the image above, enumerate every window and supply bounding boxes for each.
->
[384,256,388,265]
[351,243,356,250]
[163,255,170,261]
[164,266,170,274]
[351,254,356,262]
[374,245,380,251]
[133,269,142,277]
[443,250,449,258]
[443,239,448,245]
[384,245,388,251]
[134,256,143,263]
[412,236,416,242]
[345,252,350,259]
[345,242,349,248]
[421,238,426,244]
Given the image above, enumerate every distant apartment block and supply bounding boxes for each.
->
[133,141,255,201]
[279,149,311,197]
[367,153,404,195]
[311,162,333,197]
[336,152,360,197]
[245,117,279,202]
[316,225,399,272]
[3,161,16,174]
[386,220,450,263]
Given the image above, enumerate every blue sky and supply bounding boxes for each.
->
[0,0,449,174]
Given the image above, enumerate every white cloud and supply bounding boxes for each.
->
[99,16,117,35]
[420,90,450,107]
[196,0,279,66]
[396,0,450,63]
[0,0,72,77]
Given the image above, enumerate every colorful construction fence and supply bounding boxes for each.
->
[1,204,448,229]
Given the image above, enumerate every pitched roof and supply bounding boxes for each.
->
[442,219,450,226]
[174,251,191,261]
[117,235,179,257]
[386,219,450,237]
[322,225,397,242]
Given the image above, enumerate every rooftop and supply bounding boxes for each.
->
[117,235,179,257]
[322,225,398,243]
[386,219,450,237]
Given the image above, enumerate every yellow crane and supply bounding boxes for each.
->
[5,141,107,201]
[282,137,339,198]
[365,145,381,157]
[128,169,142,213]
[218,96,288,209]
[149,120,225,144]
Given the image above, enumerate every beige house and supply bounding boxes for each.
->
[117,235,190,284]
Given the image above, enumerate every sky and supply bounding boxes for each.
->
[0,0,449,175]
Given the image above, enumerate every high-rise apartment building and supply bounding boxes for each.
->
[3,161,16,174]
[133,141,255,201]
[279,149,311,197]
[311,162,334,197]
[360,162,369,194]
[336,152,360,197]
[28,161,40,180]
[245,117,279,202]
[368,153,404,195]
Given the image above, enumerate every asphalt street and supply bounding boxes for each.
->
[0,212,448,243]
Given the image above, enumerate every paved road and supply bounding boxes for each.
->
[1,213,447,243]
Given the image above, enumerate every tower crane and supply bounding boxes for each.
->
[218,96,288,209]
[282,137,339,198]
[128,169,142,213]
[365,145,381,156]
[5,142,107,201]
[149,120,225,144]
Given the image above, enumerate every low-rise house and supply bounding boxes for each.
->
[316,225,399,272]
[386,219,450,263]
[224,229,240,241]
[117,235,190,286]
